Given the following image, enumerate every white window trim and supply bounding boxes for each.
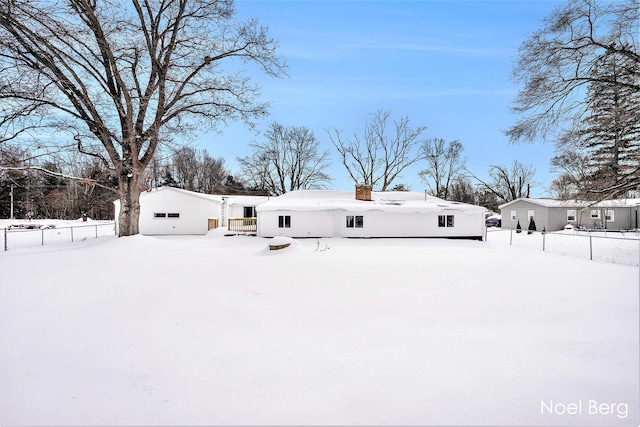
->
[278,215,291,228]
[510,211,517,222]
[605,209,615,222]
[567,209,576,222]
[438,215,455,228]
[590,209,601,220]
[528,210,535,221]
[154,212,180,219]
[346,215,364,228]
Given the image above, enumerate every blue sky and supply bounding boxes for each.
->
[197,0,564,196]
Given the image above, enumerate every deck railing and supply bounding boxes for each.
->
[228,217,257,233]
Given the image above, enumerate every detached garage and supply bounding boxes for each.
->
[114,187,223,235]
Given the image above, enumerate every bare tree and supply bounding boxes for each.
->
[548,174,580,200]
[0,0,286,235]
[173,147,199,191]
[550,151,595,197]
[507,0,640,198]
[238,122,332,195]
[328,110,426,191]
[418,138,466,199]
[468,160,536,203]
[448,176,476,205]
[508,0,639,143]
[197,152,228,194]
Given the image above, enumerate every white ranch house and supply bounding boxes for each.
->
[256,186,487,240]
[114,186,487,239]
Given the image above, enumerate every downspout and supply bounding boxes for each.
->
[221,197,227,227]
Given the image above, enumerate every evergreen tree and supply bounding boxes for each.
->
[516,220,522,234]
[528,217,536,235]
[558,51,640,197]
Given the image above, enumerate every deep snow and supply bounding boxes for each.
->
[0,228,638,425]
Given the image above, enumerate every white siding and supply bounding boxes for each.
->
[257,208,485,239]
[258,210,336,238]
[137,188,222,235]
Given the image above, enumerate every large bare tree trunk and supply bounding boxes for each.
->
[116,157,144,236]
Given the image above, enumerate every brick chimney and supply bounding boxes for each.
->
[355,184,372,201]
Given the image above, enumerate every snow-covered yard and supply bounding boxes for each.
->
[0,229,638,425]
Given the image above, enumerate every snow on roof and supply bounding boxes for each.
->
[499,197,640,210]
[144,186,225,202]
[223,195,271,206]
[257,190,486,213]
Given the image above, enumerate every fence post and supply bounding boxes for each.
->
[509,229,513,246]
[42,228,45,246]
[71,227,74,243]
[95,225,98,238]
[542,232,546,251]
[3,228,7,251]
[589,234,593,260]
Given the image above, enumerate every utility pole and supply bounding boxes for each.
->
[10,184,14,219]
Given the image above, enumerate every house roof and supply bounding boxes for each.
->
[499,197,640,210]
[114,188,273,206]
[257,190,486,213]
[224,195,271,206]
[145,186,225,202]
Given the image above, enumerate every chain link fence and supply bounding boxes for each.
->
[2,221,116,251]
[487,229,640,266]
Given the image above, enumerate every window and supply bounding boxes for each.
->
[154,212,179,219]
[346,215,364,228]
[590,209,601,220]
[510,211,517,221]
[244,206,256,218]
[605,209,615,222]
[528,210,535,221]
[438,215,455,228]
[278,215,291,228]
[567,210,576,222]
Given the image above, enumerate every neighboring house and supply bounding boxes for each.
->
[499,198,640,232]
[256,185,487,240]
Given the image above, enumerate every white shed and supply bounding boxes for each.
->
[114,187,223,235]
[256,188,486,240]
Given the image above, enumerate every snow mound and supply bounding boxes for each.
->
[262,236,303,255]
